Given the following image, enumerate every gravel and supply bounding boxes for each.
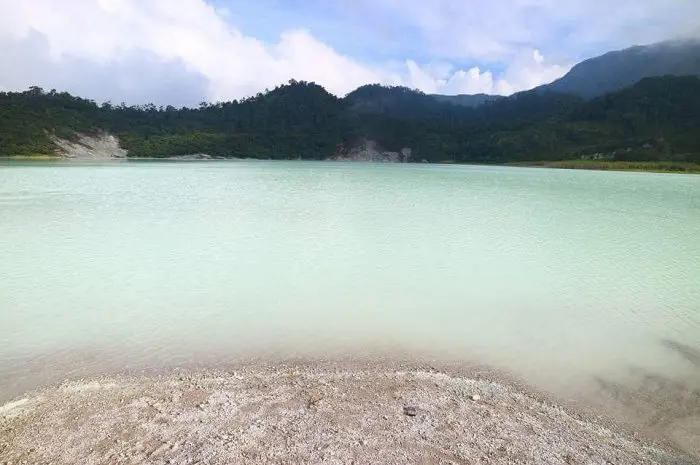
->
[1,361,693,465]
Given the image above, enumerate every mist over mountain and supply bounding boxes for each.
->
[531,39,700,98]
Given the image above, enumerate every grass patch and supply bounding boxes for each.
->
[512,160,700,174]
[0,154,61,160]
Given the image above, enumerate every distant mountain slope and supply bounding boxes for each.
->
[538,39,700,98]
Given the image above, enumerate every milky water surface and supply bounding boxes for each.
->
[1,161,699,398]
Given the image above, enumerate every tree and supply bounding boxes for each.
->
[1,76,699,162]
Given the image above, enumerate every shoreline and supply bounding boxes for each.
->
[3,156,700,174]
[1,360,696,465]
[509,160,700,174]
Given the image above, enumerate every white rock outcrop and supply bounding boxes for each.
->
[52,132,127,160]
[331,139,411,163]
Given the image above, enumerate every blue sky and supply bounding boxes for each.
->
[217,0,441,64]
[218,0,698,61]
[0,0,697,105]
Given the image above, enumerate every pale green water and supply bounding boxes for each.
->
[1,161,699,398]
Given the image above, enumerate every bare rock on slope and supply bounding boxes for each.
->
[52,131,127,160]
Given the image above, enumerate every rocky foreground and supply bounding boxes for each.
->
[1,362,694,465]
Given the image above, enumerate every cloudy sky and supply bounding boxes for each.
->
[0,0,698,106]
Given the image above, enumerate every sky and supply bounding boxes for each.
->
[0,0,698,106]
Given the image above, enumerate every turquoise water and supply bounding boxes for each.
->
[1,161,699,397]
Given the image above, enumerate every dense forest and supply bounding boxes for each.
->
[1,75,699,164]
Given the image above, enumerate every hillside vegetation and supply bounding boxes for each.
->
[1,76,699,164]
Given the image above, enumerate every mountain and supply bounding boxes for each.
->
[344,84,440,117]
[1,76,700,164]
[422,39,700,108]
[537,39,700,98]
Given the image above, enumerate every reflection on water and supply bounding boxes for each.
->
[0,161,699,403]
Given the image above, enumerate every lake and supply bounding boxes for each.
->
[1,160,699,400]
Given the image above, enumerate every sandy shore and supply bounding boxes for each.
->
[1,361,695,465]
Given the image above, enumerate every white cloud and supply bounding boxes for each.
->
[404,49,571,96]
[0,0,669,104]
[346,0,700,62]
[405,60,440,94]
[440,68,497,95]
[0,30,209,107]
[497,49,572,94]
[0,0,402,104]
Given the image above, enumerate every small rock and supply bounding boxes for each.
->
[471,394,481,401]
[403,406,417,416]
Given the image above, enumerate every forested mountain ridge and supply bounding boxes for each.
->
[1,75,700,163]
[535,39,700,98]
[431,93,504,107]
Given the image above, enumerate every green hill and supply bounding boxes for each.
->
[1,76,699,164]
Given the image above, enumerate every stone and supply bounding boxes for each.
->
[471,395,481,401]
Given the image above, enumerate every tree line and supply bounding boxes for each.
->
[1,76,699,163]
